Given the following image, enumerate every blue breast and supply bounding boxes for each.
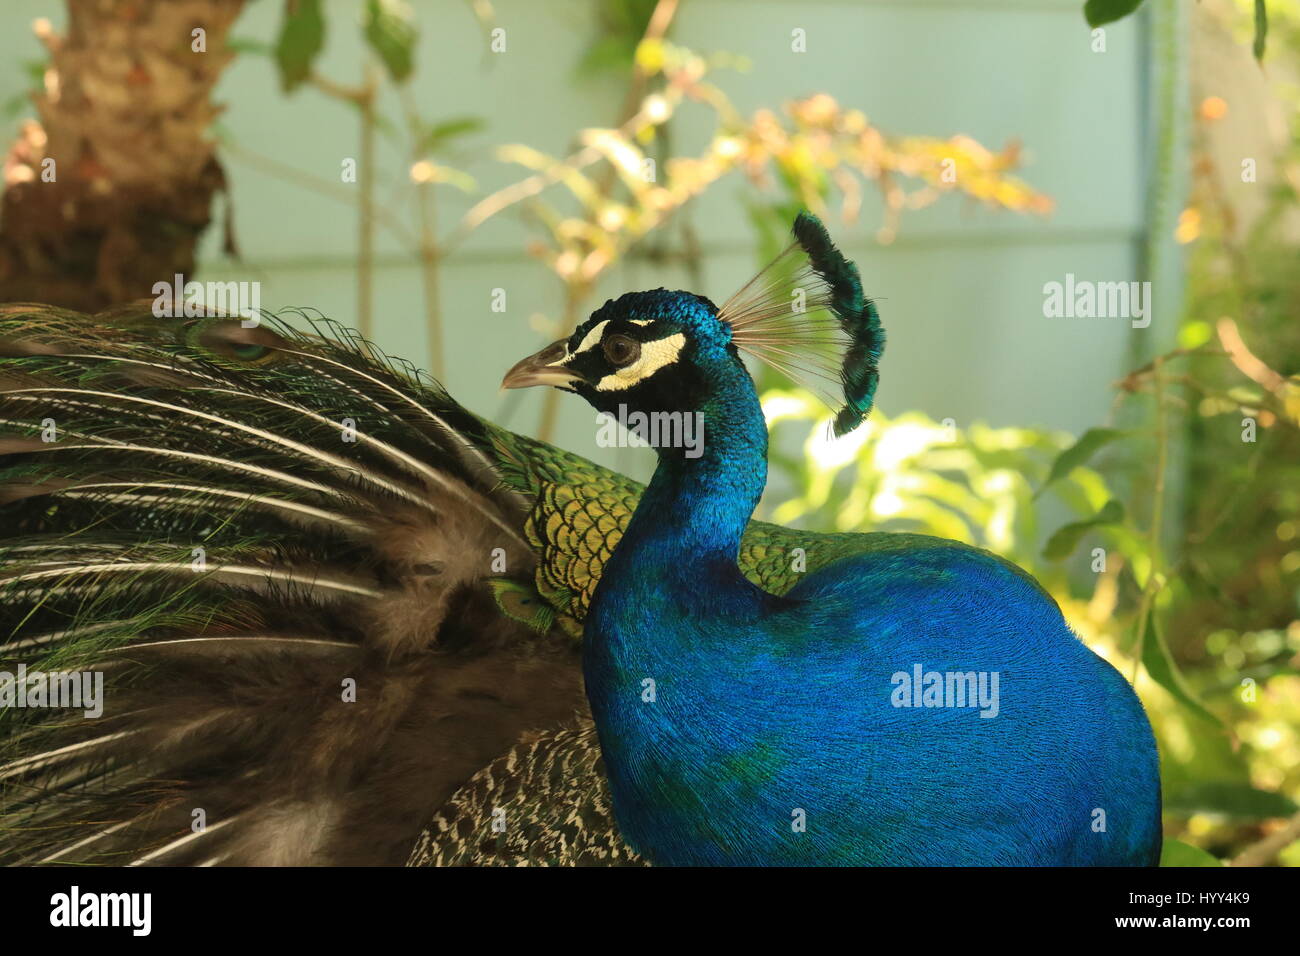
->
[585,538,1161,866]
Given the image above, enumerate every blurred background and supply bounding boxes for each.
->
[1,0,1297,865]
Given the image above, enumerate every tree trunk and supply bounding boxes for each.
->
[0,0,245,310]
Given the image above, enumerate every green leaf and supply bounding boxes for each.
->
[418,116,485,154]
[1141,608,1222,726]
[1084,0,1146,28]
[274,0,325,94]
[364,0,418,85]
[1165,782,1298,821]
[1042,499,1124,560]
[1035,427,1125,498]
[1160,838,1223,867]
[1253,0,1268,61]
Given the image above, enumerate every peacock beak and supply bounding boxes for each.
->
[501,340,582,389]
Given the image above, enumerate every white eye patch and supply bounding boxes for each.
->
[594,332,686,391]
[573,320,610,355]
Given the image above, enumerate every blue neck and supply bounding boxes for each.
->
[581,356,775,859]
[608,358,768,582]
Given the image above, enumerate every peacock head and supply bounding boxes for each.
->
[501,288,734,421]
[502,212,886,438]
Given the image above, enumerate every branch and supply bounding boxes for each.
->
[1231,809,1300,867]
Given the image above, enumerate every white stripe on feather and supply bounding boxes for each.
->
[8,440,345,499]
[198,386,509,524]
[128,816,238,867]
[55,482,369,534]
[269,346,527,545]
[3,563,383,599]
[4,335,527,547]
[20,357,447,498]
[6,388,437,514]
[0,731,136,781]
[120,635,355,653]
[40,820,133,863]
[3,622,120,653]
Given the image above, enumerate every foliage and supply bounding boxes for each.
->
[761,391,1097,582]
[489,39,1052,296]
[1161,0,1300,863]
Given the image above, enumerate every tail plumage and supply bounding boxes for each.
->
[0,303,583,865]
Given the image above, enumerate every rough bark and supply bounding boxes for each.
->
[0,0,245,310]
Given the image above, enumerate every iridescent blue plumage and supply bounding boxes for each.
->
[512,215,1162,866]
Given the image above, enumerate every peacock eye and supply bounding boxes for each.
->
[602,334,641,368]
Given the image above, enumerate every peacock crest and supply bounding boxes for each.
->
[720,211,885,436]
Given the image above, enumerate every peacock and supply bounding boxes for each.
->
[0,213,1161,866]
